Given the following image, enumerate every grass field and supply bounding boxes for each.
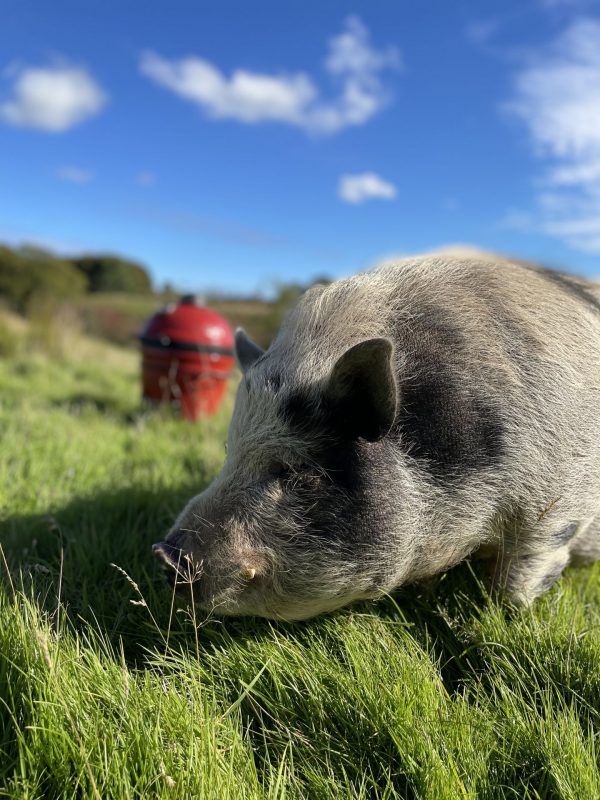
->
[72,291,283,349]
[2,317,600,799]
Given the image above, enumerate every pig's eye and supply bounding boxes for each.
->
[268,462,323,491]
[268,462,292,480]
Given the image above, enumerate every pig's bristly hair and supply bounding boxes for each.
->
[164,250,600,618]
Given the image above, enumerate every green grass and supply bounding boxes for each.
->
[1,326,600,799]
[73,291,280,348]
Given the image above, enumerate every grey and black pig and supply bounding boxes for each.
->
[153,251,600,620]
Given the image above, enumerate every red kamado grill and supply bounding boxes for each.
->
[139,295,235,420]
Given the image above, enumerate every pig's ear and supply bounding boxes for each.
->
[326,337,397,442]
[235,328,265,373]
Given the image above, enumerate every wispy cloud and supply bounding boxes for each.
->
[139,16,400,135]
[504,18,600,253]
[0,62,107,132]
[338,172,396,204]
[132,203,347,265]
[0,223,94,255]
[442,196,461,212]
[56,165,94,184]
[465,18,502,46]
[538,0,600,9]
[137,206,284,248]
[136,171,156,187]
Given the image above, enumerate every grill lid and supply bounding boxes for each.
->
[139,295,234,354]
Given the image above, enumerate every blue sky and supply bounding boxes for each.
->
[1,0,600,293]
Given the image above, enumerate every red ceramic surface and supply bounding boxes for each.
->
[139,296,235,420]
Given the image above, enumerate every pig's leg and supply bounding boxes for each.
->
[568,514,600,565]
[492,520,581,603]
[497,546,570,604]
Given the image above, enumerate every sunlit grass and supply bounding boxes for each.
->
[1,329,600,799]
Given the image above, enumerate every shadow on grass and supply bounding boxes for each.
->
[48,393,171,425]
[0,477,494,675]
[0,482,214,660]
[49,392,136,418]
[7,487,596,797]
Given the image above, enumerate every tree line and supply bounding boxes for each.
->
[0,243,152,313]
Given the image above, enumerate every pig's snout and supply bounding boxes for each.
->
[152,540,204,586]
[152,541,183,571]
[152,538,263,607]
[153,542,185,591]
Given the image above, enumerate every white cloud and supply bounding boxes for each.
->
[507,20,600,160]
[546,160,600,186]
[505,19,600,253]
[338,172,396,204]
[139,16,400,135]
[0,63,107,132]
[56,165,94,184]
[499,208,535,232]
[140,53,315,124]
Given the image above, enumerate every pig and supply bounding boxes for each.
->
[153,251,600,620]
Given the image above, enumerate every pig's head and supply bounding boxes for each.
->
[153,321,404,620]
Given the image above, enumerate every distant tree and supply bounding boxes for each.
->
[160,280,179,302]
[0,244,86,313]
[72,255,152,293]
[258,281,305,341]
[309,275,333,288]
[273,282,305,307]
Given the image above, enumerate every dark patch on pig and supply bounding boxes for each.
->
[477,289,543,364]
[282,303,505,482]
[534,268,600,315]
[263,369,282,393]
[270,414,397,558]
[316,438,377,494]
[398,375,503,480]
[454,269,544,385]
[281,388,323,435]
[554,522,578,544]
[538,563,565,593]
[282,387,390,455]
[395,304,505,481]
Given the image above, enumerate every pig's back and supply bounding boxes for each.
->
[378,253,600,506]
[274,252,600,505]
